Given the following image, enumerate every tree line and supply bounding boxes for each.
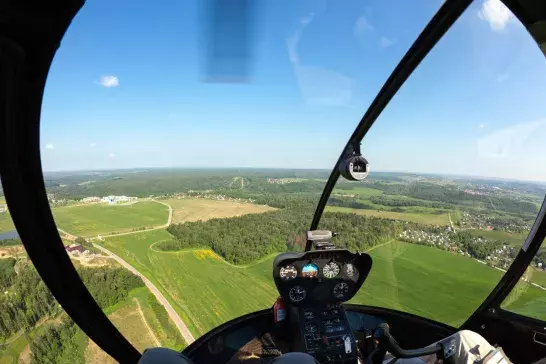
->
[0,262,143,344]
[162,208,406,264]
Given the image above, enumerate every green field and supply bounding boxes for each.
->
[100,232,546,337]
[101,230,276,337]
[333,187,383,198]
[0,214,15,234]
[467,229,528,247]
[326,206,451,226]
[52,201,169,236]
[163,198,275,224]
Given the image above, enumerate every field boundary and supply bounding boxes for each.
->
[133,298,161,347]
[92,243,195,344]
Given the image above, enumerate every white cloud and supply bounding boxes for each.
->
[45,143,54,150]
[90,142,96,147]
[479,123,485,129]
[478,0,513,31]
[97,75,119,88]
[379,36,394,48]
[108,153,116,159]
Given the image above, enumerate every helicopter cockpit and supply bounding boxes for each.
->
[3,0,546,364]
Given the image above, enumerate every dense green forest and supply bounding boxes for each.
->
[0,263,143,343]
[29,320,84,364]
[0,258,16,290]
[163,209,405,264]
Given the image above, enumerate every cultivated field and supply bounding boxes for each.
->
[52,201,169,236]
[85,287,184,363]
[100,230,277,337]
[163,198,275,224]
[100,233,546,338]
[0,214,14,234]
[467,229,527,247]
[332,187,383,198]
[326,206,451,226]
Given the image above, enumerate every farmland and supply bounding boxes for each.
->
[163,198,275,224]
[86,287,185,363]
[325,206,451,226]
[100,230,277,337]
[466,229,527,247]
[0,215,14,234]
[52,201,169,236]
[99,234,545,336]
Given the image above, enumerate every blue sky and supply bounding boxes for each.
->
[40,0,546,181]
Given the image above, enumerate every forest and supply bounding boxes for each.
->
[163,208,406,264]
[0,262,143,354]
[341,182,538,216]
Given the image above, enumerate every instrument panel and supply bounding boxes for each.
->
[273,249,372,305]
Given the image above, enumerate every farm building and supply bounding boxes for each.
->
[102,195,138,204]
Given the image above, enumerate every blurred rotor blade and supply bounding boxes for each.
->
[202,0,257,83]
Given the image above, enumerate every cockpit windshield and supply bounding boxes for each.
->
[2,0,546,362]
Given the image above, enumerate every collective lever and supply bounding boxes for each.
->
[369,323,443,364]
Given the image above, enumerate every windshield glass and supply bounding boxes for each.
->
[322,1,546,327]
[2,0,546,361]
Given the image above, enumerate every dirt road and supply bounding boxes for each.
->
[92,243,195,345]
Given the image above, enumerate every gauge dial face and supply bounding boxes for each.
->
[323,262,340,279]
[279,265,297,281]
[333,282,349,300]
[289,285,306,303]
[301,263,319,278]
[305,323,317,333]
[343,263,356,277]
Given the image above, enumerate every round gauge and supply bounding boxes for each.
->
[323,262,340,279]
[333,282,350,300]
[301,263,319,278]
[305,323,317,333]
[344,263,357,277]
[289,285,307,303]
[279,265,297,281]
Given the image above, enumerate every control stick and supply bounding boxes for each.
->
[369,323,443,364]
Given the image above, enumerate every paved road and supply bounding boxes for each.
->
[92,243,195,345]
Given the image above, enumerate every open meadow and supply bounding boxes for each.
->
[466,229,528,247]
[325,206,451,226]
[163,198,275,224]
[52,201,169,236]
[100,233,546,337]
[0,214,14,234]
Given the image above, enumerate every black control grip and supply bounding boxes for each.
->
[375,323,442,359]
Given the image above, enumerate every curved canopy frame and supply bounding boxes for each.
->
[1,0,545,363]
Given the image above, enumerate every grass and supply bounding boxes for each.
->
[466,229,528,247]
[100,230,277,337]
[0,331,28,364]
[100,231,546,339]
[85,287,185,363]
[332,187,383,198]
[0,214,15,234]
[52,201,169,236]
[326,206,451,226]
[162,198,275,224]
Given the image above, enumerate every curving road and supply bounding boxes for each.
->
[92,243,195,345]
